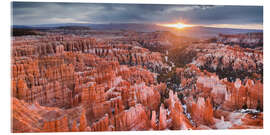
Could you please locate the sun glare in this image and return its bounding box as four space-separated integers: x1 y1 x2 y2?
159 22 193 29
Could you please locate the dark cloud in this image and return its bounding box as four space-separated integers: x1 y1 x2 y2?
186 6 263 24
12 2 263 26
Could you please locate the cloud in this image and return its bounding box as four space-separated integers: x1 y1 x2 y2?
48 17 89 23
12 2 263 27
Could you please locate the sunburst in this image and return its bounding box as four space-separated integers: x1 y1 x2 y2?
159 22 193 29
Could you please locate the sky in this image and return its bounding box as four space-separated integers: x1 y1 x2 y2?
12 2 263 29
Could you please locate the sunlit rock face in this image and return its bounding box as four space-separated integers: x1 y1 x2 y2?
176 63 263 129
174 33 263 129
165 90 193 130
196 45 262 71
11 35 167 132
11 31 263 132
189 44 263 82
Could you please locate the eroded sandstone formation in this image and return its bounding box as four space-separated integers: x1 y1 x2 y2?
11 31 263 132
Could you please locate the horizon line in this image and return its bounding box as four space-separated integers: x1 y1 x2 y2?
12 22 263 30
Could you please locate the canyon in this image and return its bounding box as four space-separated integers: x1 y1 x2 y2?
11 28 263 132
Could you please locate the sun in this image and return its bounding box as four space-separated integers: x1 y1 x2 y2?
158 22 193 29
